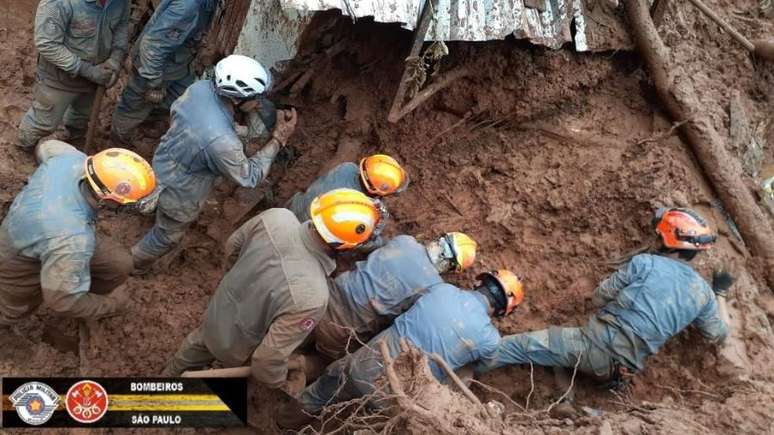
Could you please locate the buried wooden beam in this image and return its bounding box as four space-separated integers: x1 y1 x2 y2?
624 0 774 290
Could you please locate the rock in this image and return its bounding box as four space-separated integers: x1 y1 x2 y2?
598 420 614 435
620 418 643 435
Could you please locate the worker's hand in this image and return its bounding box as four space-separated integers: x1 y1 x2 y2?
100 286 132 318
712 270 735 298
78 62 115 86
145 87 166 104
282 368 306 398
271 108 298 146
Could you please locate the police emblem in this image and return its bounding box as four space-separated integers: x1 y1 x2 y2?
65 380 109 424
9 382 59 426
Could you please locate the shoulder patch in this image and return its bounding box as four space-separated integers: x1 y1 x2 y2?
300 318 315 331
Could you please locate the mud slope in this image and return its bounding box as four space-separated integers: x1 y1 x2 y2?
0 0 773 434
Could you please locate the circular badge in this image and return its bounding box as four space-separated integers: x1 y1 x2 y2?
65 380 109 424
115 182 132 196
9 382 59 426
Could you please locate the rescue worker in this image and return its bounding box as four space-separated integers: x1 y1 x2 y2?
18 0 129 150
286 154 409 223
130 54 297 273
278 270 525 429
314 232 478 360
474 208 730 408
0 140 156 324
161 189 385 396
110 0 218 143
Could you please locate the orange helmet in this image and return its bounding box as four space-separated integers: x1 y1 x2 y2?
442 232 477 271
310 188 384 250
477 270 525 317
654 208 716 250
359 154 409 196
84 148 156 205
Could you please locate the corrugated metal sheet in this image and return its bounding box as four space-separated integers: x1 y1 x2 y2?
283 0 584 48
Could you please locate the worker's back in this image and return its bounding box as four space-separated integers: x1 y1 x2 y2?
588 254 727 370
285 162 363 222
393 283 500 380
2 146 94 256
202 209 330 367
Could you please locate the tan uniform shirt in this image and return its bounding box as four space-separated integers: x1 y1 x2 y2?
202 209 335 388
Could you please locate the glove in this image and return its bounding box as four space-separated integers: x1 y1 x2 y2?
134 186 163 215
270 108 298 146
712 270 735 298
78 61 114 86
144 87 166 104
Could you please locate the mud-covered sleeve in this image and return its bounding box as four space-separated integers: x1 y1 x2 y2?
591 257 645 307
135 0 200 86
250 305 326 388
692 296 729 344
476 326 501 365
223 214 263 262
209 136 280 188
39 236 121 319
109 1 130 64
34 0 81 74
35 140 81 164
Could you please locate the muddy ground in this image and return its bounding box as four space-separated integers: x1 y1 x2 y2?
1 0 774 433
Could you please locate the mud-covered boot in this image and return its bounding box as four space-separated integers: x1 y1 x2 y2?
130 246 158 277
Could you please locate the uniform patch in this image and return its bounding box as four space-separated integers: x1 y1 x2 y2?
300 318 315 331
115 182 132 195
65 380 109 424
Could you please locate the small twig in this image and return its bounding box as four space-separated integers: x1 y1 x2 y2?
430 353 482 406
525 362 535 410
635 120 688 146
544 350 582 414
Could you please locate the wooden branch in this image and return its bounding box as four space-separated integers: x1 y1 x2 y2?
390 67 471 123
430 353 481 406
685 0 755 51
625 0 774 290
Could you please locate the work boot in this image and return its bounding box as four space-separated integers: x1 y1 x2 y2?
130 245 158 276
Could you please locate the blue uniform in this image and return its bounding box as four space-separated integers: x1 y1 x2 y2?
285 163 363 222
111 0 216 141
475 254 728 378
300 284 500 412
314 235 443 359
19 0 129 148
132 80 279 264
0 141 132 322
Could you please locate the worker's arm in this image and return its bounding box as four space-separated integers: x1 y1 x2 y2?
134 1 201 87
108 1 130 67
39 236 126 319
591 257 642 307
692 294 729 344
34 0 82 74
250 305 325 391
34 139 81 164
209 136 281 188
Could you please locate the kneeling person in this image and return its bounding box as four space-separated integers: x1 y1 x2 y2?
0 141 156 324
162 189 385 395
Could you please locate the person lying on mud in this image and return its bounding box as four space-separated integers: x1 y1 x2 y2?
473 207 732 416
129 54 297 274
313 232 477 362
277 270 525 430
0 140 156 325
18 0 128 150
161 189 385 399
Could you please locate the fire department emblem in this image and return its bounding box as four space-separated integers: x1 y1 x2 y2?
65 380 109 424
9 382 59 426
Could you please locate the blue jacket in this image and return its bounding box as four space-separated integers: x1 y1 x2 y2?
585 253 728 371
0 141 118 318
285 162 363 222
152 80 278 222
34 0 129 91
393 283 501 380
133 0 216 86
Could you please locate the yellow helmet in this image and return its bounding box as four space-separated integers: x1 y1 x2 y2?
442 232 477 271
359 154 409 196
477 270 525 317
84 148 156 205
310 188 384 250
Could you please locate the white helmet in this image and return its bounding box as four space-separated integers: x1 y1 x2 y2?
214 54 271 100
